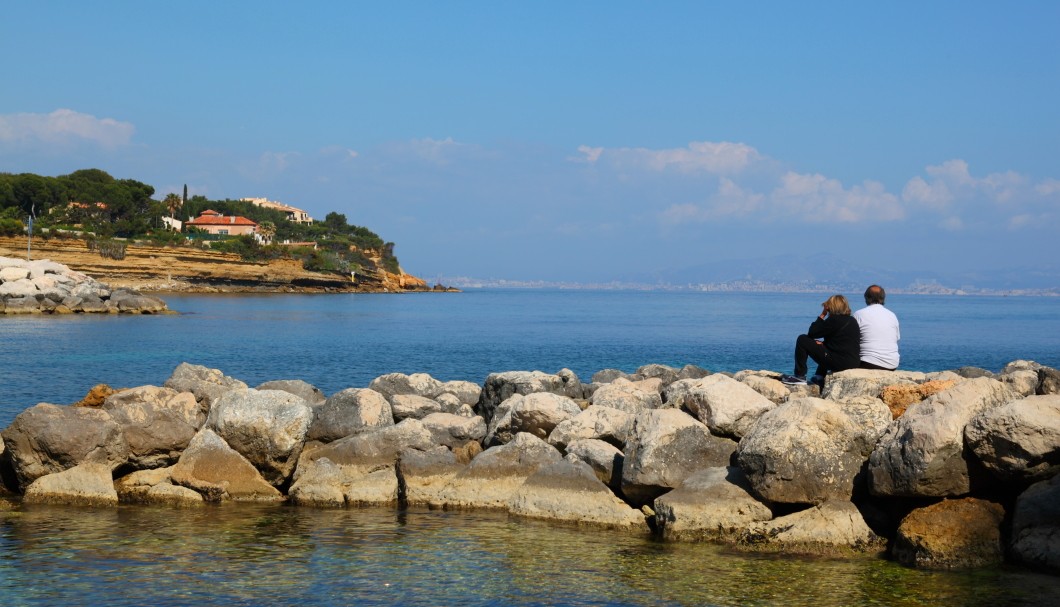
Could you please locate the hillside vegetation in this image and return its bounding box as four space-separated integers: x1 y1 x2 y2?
0 169 406 283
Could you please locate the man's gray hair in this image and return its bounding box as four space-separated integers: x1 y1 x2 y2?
865 285 886 305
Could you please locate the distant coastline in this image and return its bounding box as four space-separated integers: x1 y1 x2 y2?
432 276 1059 297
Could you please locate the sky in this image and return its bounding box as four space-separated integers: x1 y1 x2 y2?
1 1 1058 283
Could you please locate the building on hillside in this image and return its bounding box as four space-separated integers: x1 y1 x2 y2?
185 209 258 236
161 217 183 231
241 197 314 224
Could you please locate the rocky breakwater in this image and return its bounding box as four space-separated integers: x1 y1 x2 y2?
1 360 1058 575
0 256 167 314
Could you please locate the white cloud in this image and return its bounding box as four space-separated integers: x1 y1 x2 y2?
576 140 761 174
940 216 964 231
660 178 765 224
409 137 462 164
1035 178 1060 196
906 159 1030 205
0 108 134 147
771 172 904 223
902 175 953 208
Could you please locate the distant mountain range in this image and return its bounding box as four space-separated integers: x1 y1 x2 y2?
437 254 1059 294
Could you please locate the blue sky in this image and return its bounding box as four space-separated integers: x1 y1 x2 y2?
2 2 1057 283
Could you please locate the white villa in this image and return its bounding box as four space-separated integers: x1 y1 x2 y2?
241 197 314 224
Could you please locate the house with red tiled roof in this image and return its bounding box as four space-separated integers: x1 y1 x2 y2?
185 209 258 237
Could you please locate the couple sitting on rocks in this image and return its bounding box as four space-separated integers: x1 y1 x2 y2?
780 285 901 387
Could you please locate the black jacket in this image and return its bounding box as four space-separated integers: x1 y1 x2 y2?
807 314 861 371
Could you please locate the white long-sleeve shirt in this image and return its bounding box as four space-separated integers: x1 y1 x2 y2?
853 304 900 369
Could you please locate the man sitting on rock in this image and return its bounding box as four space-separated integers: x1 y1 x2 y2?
781 294 861 387
853 284 900 371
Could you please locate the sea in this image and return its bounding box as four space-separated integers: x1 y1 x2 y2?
1 289 1058 606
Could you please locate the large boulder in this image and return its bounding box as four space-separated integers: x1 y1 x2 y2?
1038 367 1060 395
680 374 776 439
563 438 624 490
654 467 774 541
738 374 790 404
433 433 563 510
419 412 487 448
892 498 1005 569
736 398 872 504
115 467 203 506
102 386 203 470
868 378 1020 497
1 403 129 490
23 462 118 506
965 394 1060 482
741 501 882 554
255 380 327 405
438 380 483 407
1010 474 1060 573
170 429 283 502
477 371 574 422
547 405 633 451
590 378 662 412
368 372 444 402
206 388 312 486
1001 370 1041 398
621 409 737 507
307 388 394 442
508 459 647 531
509 392 582 439
397 446 465 507
163 363 248 413
390 394 443 421
822 369 926 403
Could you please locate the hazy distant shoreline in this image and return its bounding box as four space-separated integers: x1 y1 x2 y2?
433 277 1059 297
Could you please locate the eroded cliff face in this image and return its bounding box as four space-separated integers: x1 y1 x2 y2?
0 236 430 293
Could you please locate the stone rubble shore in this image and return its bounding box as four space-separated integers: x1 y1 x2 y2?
0 256 168 314
1 360 1057 575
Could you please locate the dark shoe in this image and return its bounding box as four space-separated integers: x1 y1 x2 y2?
780 374 807 385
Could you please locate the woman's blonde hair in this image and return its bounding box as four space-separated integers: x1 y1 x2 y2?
823 294 851 316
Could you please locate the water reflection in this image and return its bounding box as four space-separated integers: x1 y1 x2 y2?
0 503 1058 606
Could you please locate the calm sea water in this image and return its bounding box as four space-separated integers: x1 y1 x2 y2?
1 290 1058 606
1 290 1057 424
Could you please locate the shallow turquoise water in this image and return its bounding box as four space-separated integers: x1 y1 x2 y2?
1 503 1058 607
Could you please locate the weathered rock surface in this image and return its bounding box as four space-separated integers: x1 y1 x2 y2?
170 429 283 502
743 501 882 554
509 459 647 531
369 372 444 402
880 379 958 419
1010 474 1060 573
419 412 487 448
621 409 737 507
164 363 248 413
563 438 624 490
255 380 327 405
477 371 576 422
823 369 926 403
391 394 443 421
869 378 1020 497
1 403 129 490
0 256 168 314
434 433 563 510
508 392 582 439
590 378 662 412
102 386 203 470
206 388 312 486
654 467 773 540
737 398 872 504
397 446 464 506
965 394 1060 482
115 467 204 506
547 405 633 451
680 374 776 439
23 462 119 506
307 388 393 442
893 498 1005 569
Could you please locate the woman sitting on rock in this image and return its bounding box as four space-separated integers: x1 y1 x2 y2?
781 294 861 387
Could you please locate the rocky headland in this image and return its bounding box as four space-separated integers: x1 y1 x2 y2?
1 360 1057 574
0 236 442 294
